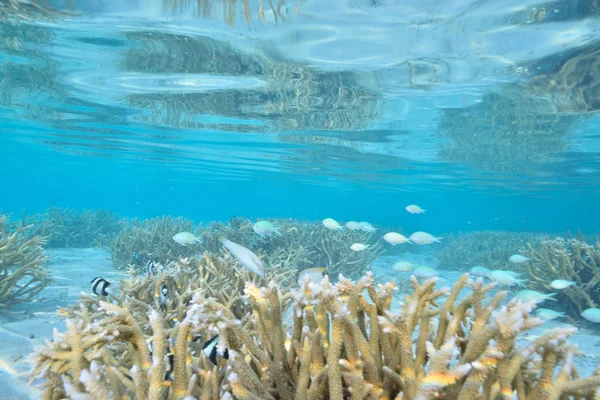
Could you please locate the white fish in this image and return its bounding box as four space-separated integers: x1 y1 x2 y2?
350 243 369 252
581 308 600 323
509 254 530 263
173 232 202 246
409 231 443 245
515 290 556 304
549 279 576 290
469 266 491 278
220 237 265 277
393 261 415 272
535 308 566 321
298 268 327 285
489 270 526 286
412 266 439 279
383 232 411 245
345 221 362 230
323 218 343 230
253 221 280 237
405 204 426 214
358 221 377 232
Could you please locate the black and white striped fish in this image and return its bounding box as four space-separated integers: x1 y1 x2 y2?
90 277 111 296
159 283 169 308
146 259 156 276
202 335 229 366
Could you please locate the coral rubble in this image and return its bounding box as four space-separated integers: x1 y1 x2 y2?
0 214 50 307
523 235 600 317
29 266 600 399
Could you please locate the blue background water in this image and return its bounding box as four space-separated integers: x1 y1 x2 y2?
1 0 600 235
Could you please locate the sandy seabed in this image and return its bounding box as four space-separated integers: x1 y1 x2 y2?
1 248 599 399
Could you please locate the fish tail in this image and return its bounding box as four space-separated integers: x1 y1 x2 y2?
435 237 444 242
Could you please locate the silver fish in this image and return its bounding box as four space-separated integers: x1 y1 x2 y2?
220 237 265 277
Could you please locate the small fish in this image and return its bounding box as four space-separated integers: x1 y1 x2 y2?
220 237 265 277
535 308 566 321
252 221 280 237
358 221 377 232
405 204 426 214
202 335 230 365
489 270 526 286
393 261 415 272
550 279 576 290
159 283 169 308
146 260 156 276
469 266 491 278
509 254 530 263
298 267 328 285
173 232 202 246
323 218 343 230
515 290 556 304
383 232 411 245
412 266 439 279
409 231 443 245
90 277 111 296
350 243 369 251
582 308 600 323
345 221 362 230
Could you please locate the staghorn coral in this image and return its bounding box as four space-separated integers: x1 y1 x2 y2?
106 216 202 271
30 269 600 399
27 207 123 248
437 230 550 272
110 216 382 280
0 214 51 307
202 218 383 280
523 235 600 318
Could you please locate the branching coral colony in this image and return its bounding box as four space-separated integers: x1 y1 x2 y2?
30 266 600 400
0 214 50 307
523 235 600 317
110 217 382 281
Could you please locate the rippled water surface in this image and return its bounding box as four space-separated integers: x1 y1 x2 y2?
1 0 599 228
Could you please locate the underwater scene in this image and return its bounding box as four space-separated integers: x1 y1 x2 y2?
1 0 600 399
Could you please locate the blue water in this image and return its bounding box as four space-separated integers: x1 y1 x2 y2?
1 0 600 234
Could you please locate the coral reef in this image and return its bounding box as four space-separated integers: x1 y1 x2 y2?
437 230 550 272
0 214 50 307
28 207 123 248
29 268 600 399
523 235 600 318
202 218 383 280
109 216 381 281
107 216 201 270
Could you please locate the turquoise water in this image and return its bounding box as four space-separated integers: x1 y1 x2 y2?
1 0 599 233
2 2 600 398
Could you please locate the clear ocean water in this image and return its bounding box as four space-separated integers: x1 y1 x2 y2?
1 1 600 398
1 0 598 233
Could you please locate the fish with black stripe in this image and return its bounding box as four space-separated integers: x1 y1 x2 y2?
146 259 156 276
202 335 229 365
90 277 111 297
